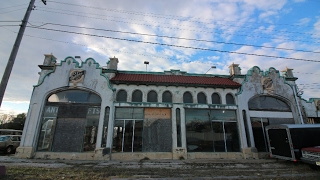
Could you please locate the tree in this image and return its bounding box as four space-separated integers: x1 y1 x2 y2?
0 113 26 130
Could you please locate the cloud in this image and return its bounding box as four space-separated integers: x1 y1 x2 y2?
0 0 319 114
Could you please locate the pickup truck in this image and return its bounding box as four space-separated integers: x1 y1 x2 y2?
301 146 320 170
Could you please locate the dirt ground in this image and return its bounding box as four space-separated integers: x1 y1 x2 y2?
0 154 320 179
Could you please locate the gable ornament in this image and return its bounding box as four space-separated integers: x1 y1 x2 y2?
69 69 85 87
261 77 274 94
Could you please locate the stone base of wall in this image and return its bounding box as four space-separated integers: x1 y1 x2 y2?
15 147 269 161
16 147 110 160
187 152 244 159
242 147 259 159
111 152 173 161
172 148 187 160
15 147 35 159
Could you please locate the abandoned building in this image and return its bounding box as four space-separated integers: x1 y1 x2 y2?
16 54 320 160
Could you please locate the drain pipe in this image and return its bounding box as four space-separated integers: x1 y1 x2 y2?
293 84 304 124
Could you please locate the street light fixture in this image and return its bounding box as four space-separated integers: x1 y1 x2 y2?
205 66 216 74
144 61 149 72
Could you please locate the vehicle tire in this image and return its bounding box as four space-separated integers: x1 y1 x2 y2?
5 146 13 154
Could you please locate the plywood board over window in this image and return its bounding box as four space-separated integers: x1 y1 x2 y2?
143 108 172 152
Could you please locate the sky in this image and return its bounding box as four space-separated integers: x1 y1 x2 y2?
0 0 319 115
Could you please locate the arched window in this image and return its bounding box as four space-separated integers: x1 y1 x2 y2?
211 93 221 104
226 94 235 105
116 90 127 102
132 90 142 102
248 96 290 111
162 91 172 103
183 92 193 103
197 92 207 104
48 90 101 103
147 90 158 102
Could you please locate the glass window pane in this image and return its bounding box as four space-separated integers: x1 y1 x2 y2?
133 120 143 152
210 110 237 121
147 91 158 102
183 92 193 103
226 94 235 105
225 122 240 152
211 93 221 104
116 90 127 102
37 106 58 151
176 108 181 147
197 93 207 104
132 90 142 102
83 107 100 152
251 118 269 152
212 122 225 152
101 107 110 147
162 91 172 103
123 121 134 152
248 96 290 111
185 109 213 152
115 108 144 119
113 120 124 152
48 90 101 103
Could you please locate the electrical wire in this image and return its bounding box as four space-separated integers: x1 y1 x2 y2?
34 9 320 44
32 22 319 54
26 26 320 63
0 8 26 14
0 3 28 10
36 6 319 37
46 0 314 28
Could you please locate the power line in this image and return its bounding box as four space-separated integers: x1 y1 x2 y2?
295 72 320 75
27 26 320 63
0 21 21 22
0 3 28 10
3 28 219 65
34 9 320 44
37 6 319 38
46 0 314 28
0 8 26 15
0 25 20 27
31 22 320 54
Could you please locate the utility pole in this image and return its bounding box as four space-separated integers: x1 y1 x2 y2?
0 0 46 107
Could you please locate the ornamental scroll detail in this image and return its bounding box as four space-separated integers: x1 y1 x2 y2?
69 69 85 87
261 77 274 94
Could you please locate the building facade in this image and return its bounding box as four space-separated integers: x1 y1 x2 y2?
16 54 320 160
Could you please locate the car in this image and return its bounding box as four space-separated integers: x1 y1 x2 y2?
0 135 21 154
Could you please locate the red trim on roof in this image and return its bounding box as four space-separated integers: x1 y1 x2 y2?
110 73 241 87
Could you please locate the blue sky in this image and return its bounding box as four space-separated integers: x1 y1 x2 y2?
0 0 319 115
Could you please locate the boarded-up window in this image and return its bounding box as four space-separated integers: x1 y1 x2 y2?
116 90 127 102
183 92 193 103
132 90 142 102
212 93 221 104
162 91 172 103
197 92 207 104
147 90 158 102
226 94 235 105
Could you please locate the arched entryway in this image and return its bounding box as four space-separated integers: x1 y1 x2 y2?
36 89 101 152
248 95 294 152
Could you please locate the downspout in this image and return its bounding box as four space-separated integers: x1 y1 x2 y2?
293 84 304 124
